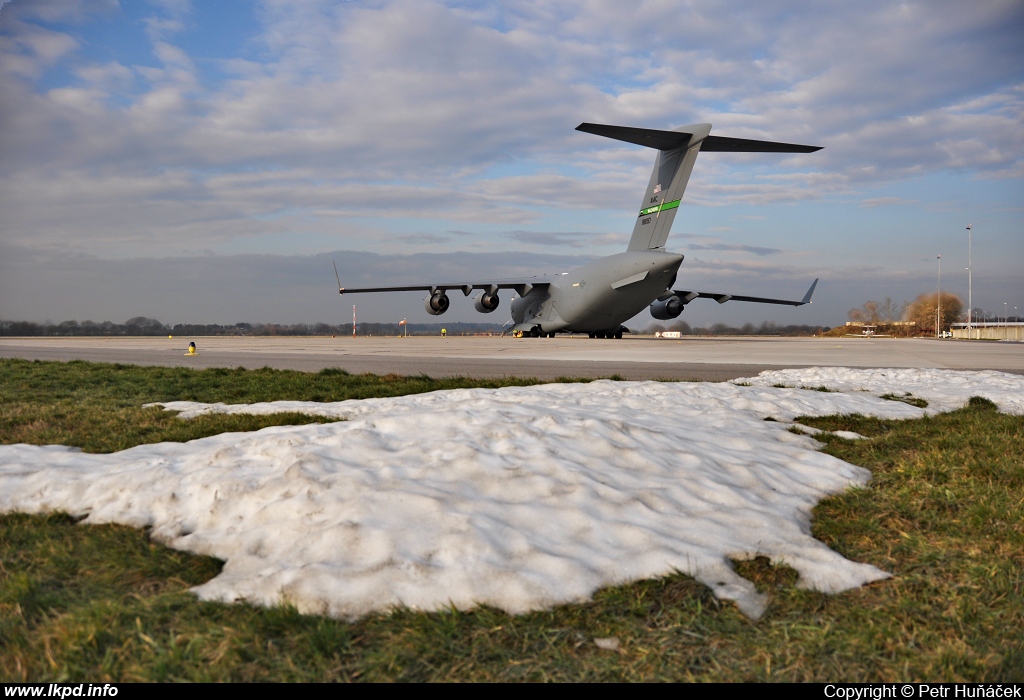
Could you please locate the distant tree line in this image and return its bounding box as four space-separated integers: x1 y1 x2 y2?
9 298 1012 339
0 317 507 337
1 316 833 337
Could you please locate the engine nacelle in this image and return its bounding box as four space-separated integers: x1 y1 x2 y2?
650 295 684 320
473 290 500 313
424 291 450 316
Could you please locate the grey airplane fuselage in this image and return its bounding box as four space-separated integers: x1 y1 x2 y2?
510 250 684 334
336 122 821 333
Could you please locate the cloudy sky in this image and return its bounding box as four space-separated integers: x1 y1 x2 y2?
1 0 1021 328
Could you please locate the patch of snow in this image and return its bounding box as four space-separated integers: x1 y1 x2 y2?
4 377 956 620
732 368 1024 415
788 425 865 440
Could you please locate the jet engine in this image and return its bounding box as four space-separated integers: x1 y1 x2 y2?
424 290 450 316
650 295 684 320
473 290 500 313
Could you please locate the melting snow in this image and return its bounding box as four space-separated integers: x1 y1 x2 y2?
732 367 1024 415
1 368 1016 619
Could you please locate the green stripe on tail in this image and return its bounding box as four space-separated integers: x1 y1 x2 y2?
638 199 681 217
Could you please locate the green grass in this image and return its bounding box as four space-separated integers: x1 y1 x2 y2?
0 359 555 453
880 392 929 408
1 359 1022 681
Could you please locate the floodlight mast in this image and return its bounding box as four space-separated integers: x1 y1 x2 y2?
966 224 973 339
936 254 941 338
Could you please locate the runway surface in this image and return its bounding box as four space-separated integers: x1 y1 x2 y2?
2 335 1021 381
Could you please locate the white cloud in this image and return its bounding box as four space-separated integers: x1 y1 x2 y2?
0 0 1021 323
860 197 918 208
505 230 627 249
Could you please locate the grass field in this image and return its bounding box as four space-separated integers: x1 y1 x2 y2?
1 358 1021 682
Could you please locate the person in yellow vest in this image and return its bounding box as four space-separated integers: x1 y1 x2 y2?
441 328 446 337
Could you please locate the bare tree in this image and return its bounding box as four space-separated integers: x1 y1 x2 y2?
878 296 908 323
848 300 880 324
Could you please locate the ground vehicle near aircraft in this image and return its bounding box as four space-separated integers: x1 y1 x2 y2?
337 122 820 338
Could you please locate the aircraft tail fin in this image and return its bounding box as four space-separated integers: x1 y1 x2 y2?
576 123 821 252
578 122 711 252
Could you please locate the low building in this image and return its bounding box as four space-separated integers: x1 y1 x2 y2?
950 322 1024 340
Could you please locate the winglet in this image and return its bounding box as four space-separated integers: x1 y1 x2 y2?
801 278 819 305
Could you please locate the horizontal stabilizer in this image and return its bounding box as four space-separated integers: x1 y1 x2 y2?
702 135 822 153
576 123 694 151
576 123 821 153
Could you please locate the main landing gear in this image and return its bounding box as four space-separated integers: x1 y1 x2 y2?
588 327 625 339
520 326 626 338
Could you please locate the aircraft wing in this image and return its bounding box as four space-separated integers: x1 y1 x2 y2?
333 260 550 297
337 280 550 297
671 278 818 307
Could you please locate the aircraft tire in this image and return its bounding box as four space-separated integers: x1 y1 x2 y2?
615 330 623 339
529 327 540 338
588 332 595 338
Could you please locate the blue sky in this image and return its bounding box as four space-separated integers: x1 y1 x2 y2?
1 0 1021 327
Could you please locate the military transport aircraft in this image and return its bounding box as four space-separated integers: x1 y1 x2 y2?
336 122 820 338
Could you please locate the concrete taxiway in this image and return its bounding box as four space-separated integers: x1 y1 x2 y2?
1 335 1021 381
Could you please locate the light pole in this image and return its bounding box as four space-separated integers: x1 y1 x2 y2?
1004 303 1008 324
966 224 972 339
936 254 941 338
